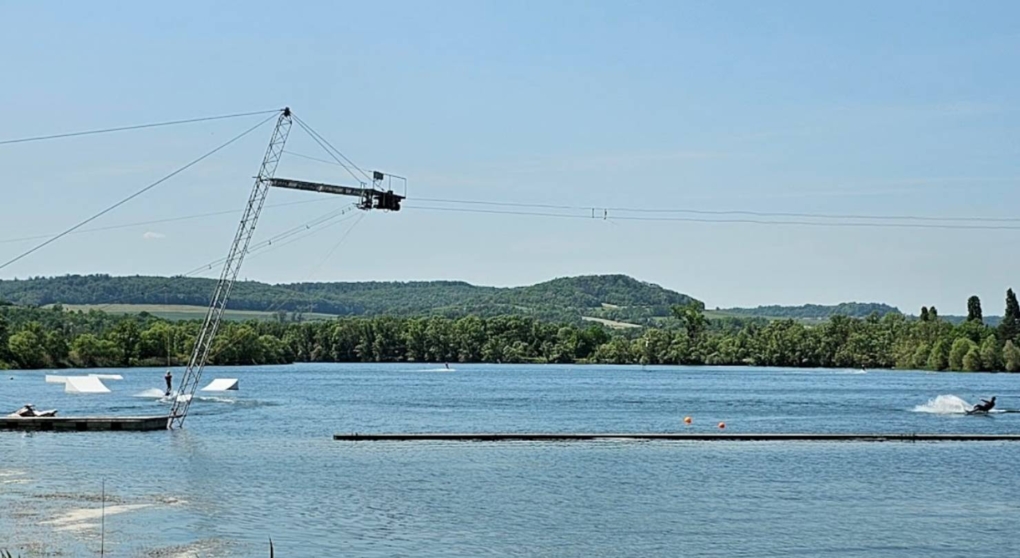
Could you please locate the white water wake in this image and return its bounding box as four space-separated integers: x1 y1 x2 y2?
913 395 974 414
133 389 193 404
196 396 238 404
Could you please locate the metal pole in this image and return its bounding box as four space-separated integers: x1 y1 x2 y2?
100 479 105 557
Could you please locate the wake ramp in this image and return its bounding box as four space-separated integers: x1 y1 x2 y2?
201 379 239 392
64 376 111 394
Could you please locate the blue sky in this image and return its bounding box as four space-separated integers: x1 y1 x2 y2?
1 1 1018 314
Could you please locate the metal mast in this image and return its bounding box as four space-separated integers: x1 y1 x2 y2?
168 108 292 428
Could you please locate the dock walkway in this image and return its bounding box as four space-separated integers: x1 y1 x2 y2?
0 415 170 432
333 432 1020 442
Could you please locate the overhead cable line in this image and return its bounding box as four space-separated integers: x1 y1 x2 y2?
411 198 1020 224
291 120 364 184
262 212 368 315
283 150 351 168
604 206 1020 223
93 209 365 316
225 208 361 268
87 203 361 314
0 109 283 146
0 113 279 272
292 116 374 183
179 204 360 277
293 115 373 180
306 212 367 279
403 205 1020 231
283 149 1019 225
0 198 329 245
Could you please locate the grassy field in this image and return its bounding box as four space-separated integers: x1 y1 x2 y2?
51 304 339 322
581 316 642 329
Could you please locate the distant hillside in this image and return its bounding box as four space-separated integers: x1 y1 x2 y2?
719 302 901 321
0 274 695 323
938 314 1002 327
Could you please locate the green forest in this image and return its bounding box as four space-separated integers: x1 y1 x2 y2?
2 290 1019 372
7 274 954 326
717 302 900 320
0 274 693 324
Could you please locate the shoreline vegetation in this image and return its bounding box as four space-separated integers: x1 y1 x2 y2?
2 290 1019 373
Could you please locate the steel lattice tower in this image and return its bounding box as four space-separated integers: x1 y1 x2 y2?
168 108 292 429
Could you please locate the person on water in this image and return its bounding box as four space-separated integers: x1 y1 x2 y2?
164 370 173 396
972 396 996 413
444 362 450 370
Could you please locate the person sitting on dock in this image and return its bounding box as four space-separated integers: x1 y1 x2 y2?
164 370 173 396
972 396 996 413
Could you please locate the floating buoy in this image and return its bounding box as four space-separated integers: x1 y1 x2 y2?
718 422 726 429
683 416 692 425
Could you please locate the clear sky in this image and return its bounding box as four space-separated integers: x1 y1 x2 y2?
1 1 1018 314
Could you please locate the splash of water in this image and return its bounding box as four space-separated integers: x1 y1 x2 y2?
133 388 168 399
913 395 971 414
196 396 237 404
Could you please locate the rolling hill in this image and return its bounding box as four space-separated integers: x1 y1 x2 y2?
2 274 988 326
0 274 695 324
717 302 902 321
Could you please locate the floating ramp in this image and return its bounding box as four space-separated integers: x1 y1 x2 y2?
333 432 1020 442
63 376 111 394
0 415 170 432
89 373 124 381
201 378 239 392
45 375 68 384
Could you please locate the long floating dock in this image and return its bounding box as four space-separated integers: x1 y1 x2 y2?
0 415 170 432
333 432 1020 442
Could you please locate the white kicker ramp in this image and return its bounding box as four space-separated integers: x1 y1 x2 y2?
45 375 69 384
89 374 124 381
64 376 111 394
201 378 239 392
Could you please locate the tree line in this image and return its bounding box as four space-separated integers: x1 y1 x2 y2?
718 302 900 320
0 274 692 324
2 290 1020 372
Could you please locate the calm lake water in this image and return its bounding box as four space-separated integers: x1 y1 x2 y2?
2 364 1019 557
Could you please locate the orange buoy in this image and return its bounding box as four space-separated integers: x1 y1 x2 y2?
718 422 726 429
683 416 692 425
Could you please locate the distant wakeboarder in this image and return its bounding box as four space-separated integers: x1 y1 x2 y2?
971 396 996 414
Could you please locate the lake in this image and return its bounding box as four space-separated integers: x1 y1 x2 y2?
2 364 1019 557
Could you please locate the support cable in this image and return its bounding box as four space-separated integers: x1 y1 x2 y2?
0 109 282 146
292 116 374 183
403 205 1020 231
83 202 356 314
179 203 358 277
411 199 1020 224
0 198 327 245
0 113 279 272
261 212 367 316
291 120 364 184
281 149 1020 226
